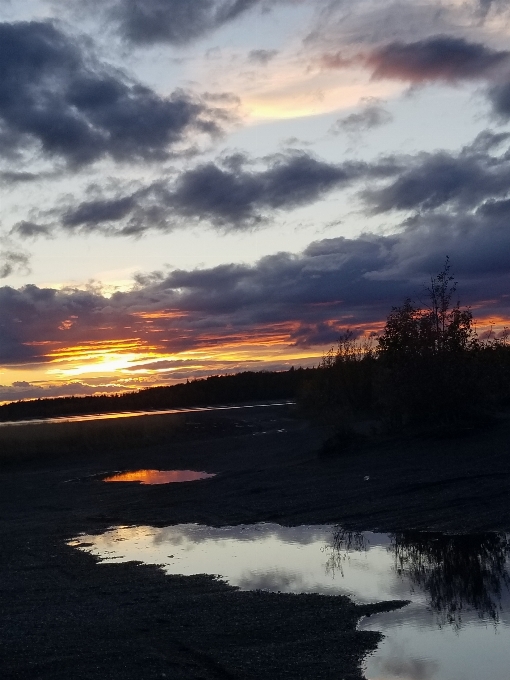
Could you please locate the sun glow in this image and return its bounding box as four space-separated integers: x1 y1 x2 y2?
44 339 163 377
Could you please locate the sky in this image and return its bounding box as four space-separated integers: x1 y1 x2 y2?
2 0 510 402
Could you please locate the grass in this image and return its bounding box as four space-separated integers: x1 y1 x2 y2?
0 412 187 466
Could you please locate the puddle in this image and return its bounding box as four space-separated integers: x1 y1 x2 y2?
102 470 216 484
69 524 510 680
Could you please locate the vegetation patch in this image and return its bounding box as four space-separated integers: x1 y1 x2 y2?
301 259 510 453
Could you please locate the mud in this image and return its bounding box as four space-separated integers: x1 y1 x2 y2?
2 404 510 679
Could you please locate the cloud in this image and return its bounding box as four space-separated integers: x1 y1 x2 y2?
0 252 29 278
0 172 41 185
0 380 125 403
366 35 510 83
55 151 380 233
0 20 228 168
319 52 358 70
51 134 510 234
377 657 439 680
318 33 510 121
10 221 52 238
475 0 510 20
248 49 279 65
363 133 510 214
60 0 274 46
331 98 393 136
167 152 367 228
319 33 510 83
62 196 140 231
487 80 510 120
3 191 510 369
17 130 510 238
0 237 30 278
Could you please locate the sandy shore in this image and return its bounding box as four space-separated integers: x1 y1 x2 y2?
2 404 510 679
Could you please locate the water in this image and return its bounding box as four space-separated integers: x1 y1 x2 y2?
69 524 510 680
0 401 295 428
103 470 216 484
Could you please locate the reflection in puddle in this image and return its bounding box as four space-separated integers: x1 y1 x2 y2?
392 531 510 627
103 470 215 484
69 524 510 680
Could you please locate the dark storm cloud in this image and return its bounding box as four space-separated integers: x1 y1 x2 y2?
169 152 368 227
0 283 134 364
367 36 510 83
0 21 227 167
486 80 510 120
125 204 510 337
57 152 384 233
363 134 510 214
3 197 510 366
62 196 139 230
477 196 510 218
55 136 510 234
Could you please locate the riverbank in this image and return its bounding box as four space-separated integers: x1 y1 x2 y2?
2 404 510 679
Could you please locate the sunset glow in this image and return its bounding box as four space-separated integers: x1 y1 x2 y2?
103 470 216 484
0 0 509 403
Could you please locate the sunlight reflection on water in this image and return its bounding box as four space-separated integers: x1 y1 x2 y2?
103 470 215 484
0 401 295 427
69 524 510 680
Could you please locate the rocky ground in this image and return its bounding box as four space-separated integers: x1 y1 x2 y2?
1 404 510 679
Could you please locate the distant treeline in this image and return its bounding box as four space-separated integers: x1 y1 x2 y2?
0 368 317 422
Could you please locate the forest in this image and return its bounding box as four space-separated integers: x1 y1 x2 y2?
0 367 315 422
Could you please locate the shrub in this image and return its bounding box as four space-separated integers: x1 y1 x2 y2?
301 258 510 442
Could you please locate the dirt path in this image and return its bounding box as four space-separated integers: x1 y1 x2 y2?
1 404 510 679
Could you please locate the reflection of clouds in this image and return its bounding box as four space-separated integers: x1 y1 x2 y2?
377 655 439 680
153 533 184 547
70 522 510 680
73 524 510 630
236 569 341 595
153 523 334 546
237 570 306 593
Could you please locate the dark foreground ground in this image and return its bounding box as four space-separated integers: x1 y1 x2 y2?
2 404 510 679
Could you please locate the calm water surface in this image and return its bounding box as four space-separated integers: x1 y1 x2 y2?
69 524 510 680
103 470 216 484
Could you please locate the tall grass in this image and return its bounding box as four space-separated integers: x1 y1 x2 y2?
0 412 186 466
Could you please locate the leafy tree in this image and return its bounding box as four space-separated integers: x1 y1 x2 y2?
378 257 476 358
303 258 510 446
377 258 479 429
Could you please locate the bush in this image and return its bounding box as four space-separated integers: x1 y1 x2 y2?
301 258 510 443
299 331 377 429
